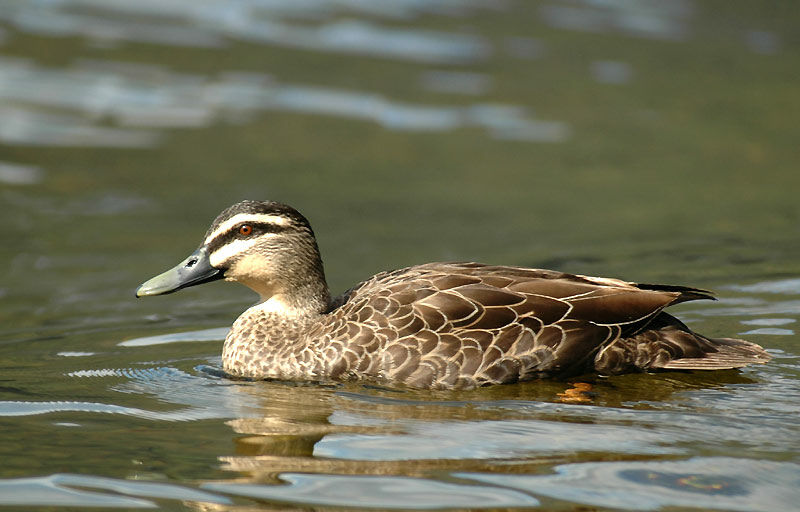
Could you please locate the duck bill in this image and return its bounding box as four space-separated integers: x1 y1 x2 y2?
136 246 223 297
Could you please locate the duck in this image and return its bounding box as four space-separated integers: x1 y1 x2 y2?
136 200 770 390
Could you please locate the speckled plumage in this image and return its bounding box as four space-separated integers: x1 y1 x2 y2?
220 262 770 388
138 200 770 390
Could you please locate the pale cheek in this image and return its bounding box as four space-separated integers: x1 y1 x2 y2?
208 238 260 268
227 255 280 300
229 254 275 282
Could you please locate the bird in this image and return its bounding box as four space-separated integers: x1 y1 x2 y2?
136 200 770 390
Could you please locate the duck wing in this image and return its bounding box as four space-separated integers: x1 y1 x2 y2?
320 262 768 388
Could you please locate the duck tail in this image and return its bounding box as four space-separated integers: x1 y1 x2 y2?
635 283 716 304
657 335 772 370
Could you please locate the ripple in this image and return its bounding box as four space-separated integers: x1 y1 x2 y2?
591 60 633 84
504 36 545 59
68 368 123 377
235 19 490 63
539 0 693 40
0 57 569 146
419 70 492 95
335 386 800 460
112 366 263 419
460 457 800 511
0 473 228 508
315 417 676 460
119 327 229 347
0 105 159 148
0 161 43 185
739 328 794 336
0 399 210 421
683 299 800 318
2 366 262 421
0 0 493 62
204 473 539 509
741 318 796 326
745 30 781 55
726 278 800 295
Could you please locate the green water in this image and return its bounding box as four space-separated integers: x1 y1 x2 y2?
1 1 799 510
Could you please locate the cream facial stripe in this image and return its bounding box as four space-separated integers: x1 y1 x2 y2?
204 213 291 245
208 236 277 268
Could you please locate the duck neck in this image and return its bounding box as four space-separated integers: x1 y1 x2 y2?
239 244 331 316
257 273 331 318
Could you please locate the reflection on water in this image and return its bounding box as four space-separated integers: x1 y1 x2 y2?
0 104 160 148
0 161 42 185
316 415 676 460
0 0 705 154
0 369 261 422
463 457 800 512
727 278 800 295
591 59 633 84
204 474 541 509
419 70 493 95
745 29 781 55
0 473 229 508
0 0 712 164
0 0 493 61
1 299 799 509
119 327 229 347
0 57 568 146
540 0 693 40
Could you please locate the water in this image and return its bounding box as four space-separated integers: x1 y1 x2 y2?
1 0 799 510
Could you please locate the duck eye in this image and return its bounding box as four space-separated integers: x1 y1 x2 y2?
238 224 253 237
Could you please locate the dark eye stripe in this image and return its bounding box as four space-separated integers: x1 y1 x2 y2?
206 221 290 254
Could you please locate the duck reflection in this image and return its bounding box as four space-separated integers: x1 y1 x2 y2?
216 370 758 485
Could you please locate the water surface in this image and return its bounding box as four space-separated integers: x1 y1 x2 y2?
1 0 799 510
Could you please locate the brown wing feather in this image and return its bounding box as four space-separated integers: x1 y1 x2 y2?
320 262 768 388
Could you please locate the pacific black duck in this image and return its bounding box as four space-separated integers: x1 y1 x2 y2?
136 200 770 389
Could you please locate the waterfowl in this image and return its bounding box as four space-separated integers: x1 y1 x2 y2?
136 200 770 390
